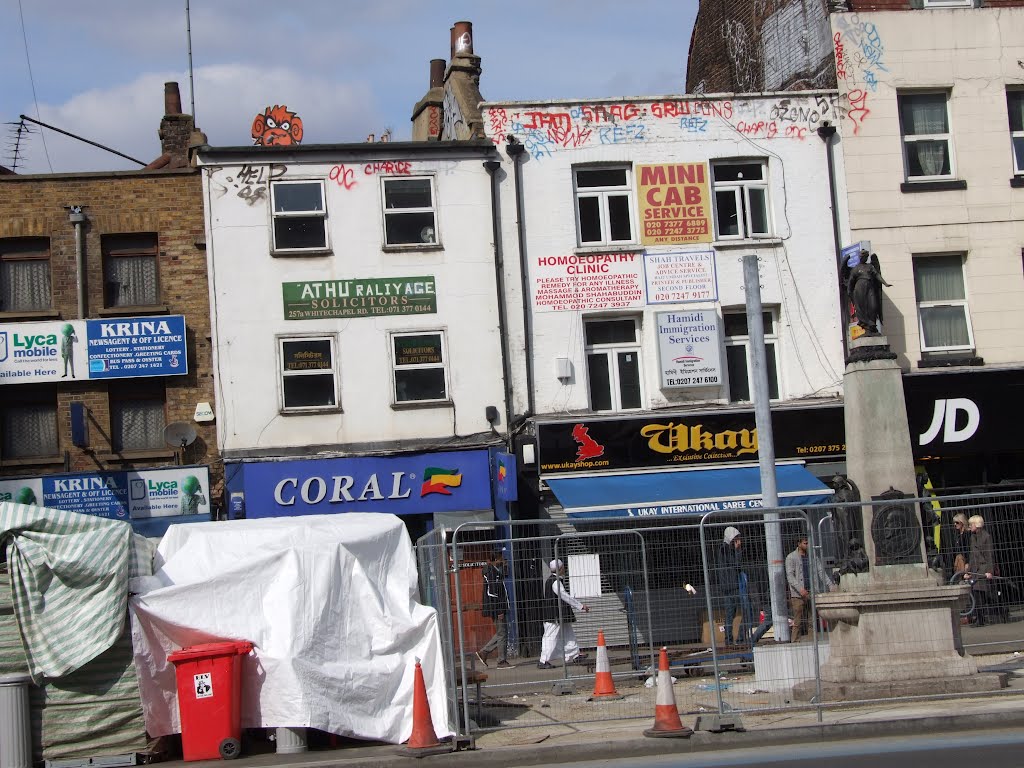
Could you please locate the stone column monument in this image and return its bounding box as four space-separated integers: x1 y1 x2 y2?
794 284 1005 699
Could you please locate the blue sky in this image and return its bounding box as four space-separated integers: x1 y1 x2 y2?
1 0 699 175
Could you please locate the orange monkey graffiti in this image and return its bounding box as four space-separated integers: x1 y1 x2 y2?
251 105 304 146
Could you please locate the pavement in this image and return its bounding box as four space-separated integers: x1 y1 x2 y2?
170 628 1024 768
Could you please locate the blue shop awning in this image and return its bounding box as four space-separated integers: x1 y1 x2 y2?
546 464 833 520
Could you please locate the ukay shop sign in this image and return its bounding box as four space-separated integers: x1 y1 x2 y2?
656 310 721 388
0 315 187 384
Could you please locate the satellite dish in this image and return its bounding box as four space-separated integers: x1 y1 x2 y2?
164 422 197 449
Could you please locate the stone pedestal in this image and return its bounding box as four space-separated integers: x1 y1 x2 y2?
795 337 1007 700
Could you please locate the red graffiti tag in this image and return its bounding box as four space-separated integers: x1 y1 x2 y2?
428 105 441 138
846 89 870 134
329 164 357 190
364 161 412 176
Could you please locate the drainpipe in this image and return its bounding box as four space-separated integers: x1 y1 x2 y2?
484 158 514 433
505 135 535 419
816 122 848 362
68 206 87 317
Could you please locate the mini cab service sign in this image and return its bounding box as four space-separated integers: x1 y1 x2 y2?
637 163 713 246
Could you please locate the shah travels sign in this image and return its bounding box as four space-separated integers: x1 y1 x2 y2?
0 465 211 536
283 277 437 320
229 449 493 517
537 406 846 474
636 163 713 246
0 315 187 385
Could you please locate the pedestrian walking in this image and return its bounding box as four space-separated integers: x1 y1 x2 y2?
477 549 512 668
537 559 589 669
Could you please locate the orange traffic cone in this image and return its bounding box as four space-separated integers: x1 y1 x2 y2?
643 647 693 738
588 629 623 701
400 659 451 755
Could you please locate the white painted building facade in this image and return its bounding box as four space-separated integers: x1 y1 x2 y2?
198 141 511 533
480 94 850 423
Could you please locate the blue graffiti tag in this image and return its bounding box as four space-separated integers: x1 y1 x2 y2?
598 124 646 144
679 117 708 133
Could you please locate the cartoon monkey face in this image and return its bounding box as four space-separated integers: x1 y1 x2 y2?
252 105 304 146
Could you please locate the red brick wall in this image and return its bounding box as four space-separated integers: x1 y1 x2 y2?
0 169 223 506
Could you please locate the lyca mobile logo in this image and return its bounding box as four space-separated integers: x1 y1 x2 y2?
919 398 979 445
7 332 58 359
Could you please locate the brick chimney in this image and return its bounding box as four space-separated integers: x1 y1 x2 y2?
410 21 485 142
411 58 447 141
149 82 199 169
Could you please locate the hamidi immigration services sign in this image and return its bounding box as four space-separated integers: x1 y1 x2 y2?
0 315 187 385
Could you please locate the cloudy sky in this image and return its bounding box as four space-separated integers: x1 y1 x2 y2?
1 0 699 175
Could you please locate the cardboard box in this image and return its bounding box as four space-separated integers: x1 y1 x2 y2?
700 612 744 647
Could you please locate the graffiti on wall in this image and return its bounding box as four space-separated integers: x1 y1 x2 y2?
251 105 304 146
208 164 288 205
831 14 887 134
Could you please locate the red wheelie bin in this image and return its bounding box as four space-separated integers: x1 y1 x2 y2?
167 640 253 761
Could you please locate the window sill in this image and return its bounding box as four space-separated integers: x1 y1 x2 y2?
1011 177 1024 188
712 238 782 250
917 354 984 368
391 399 454 411
99 449 179 463
0 455 64 468
270 248 333 258
0 309 61 321
382 243 444 253
280 406 343 416
97 305 170 317
573 244 645 256
900 179 967 193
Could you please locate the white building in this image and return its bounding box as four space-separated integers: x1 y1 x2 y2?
832 3 1024 489
198 139 511 538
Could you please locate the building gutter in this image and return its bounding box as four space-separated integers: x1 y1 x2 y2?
484 160 515 434
505 136 535 420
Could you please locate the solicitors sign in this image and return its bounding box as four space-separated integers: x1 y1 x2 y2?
0 315 188 385
282 276 437 320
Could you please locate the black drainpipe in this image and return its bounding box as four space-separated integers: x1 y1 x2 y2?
817 122 849 362
484 158 515 434
505 135 535 419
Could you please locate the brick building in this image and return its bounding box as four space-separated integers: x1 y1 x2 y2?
0 83 221 535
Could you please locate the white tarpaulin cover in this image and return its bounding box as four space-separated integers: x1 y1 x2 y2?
128 513 451 743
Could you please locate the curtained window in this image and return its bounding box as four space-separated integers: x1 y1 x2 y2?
103 233 159 307
110 381 166 451
1 386 58 459
0 238 51 312
899 92 953 180
1007 91 1024 175
913 254 974 351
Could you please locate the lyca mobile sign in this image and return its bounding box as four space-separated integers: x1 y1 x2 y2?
0 315 187 385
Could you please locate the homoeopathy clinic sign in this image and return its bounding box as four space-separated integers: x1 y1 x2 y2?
656 310 722 388
0 465 211 536
636 163 713 246
0 315 188 385
283 276 437 320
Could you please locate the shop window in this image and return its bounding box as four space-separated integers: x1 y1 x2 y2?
711 161 770 240
724 310 779 403
573 167 635 247
0 237 51 312
392 332 449 404
110 380 166 452
103 233 159 307
913 254 974 352
279 336 339 411
1007 91 1024 176
382 177 438 246
585 317 643 412
271 180 328 252
1 385 58 459
899 92 954 181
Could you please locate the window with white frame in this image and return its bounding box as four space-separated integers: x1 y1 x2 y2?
279 336 339 411
711 161 771 240
109 380 166 451
723 310 779 403
0 237 51 312
271 180 328 251
913 254 974 352
392 332 448 403
899 92 953 181
1007 91 1024 176
382 177 438 246
103 233 159 308
1 385 58 460
585 317 643 412
922 0 972 7
573 167 635 247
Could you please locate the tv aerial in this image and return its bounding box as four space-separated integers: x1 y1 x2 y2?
164 422 197 465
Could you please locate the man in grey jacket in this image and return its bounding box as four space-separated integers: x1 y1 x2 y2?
785 535 833 641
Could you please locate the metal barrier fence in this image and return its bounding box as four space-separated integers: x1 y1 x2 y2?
415 491 1024 737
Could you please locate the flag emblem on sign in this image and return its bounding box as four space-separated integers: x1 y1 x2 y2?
421 467 462 496
498 462 507 482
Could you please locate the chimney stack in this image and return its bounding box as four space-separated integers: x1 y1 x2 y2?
164 82 183 116
154 81 196 169
452 21 473 55
429 59 445 89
